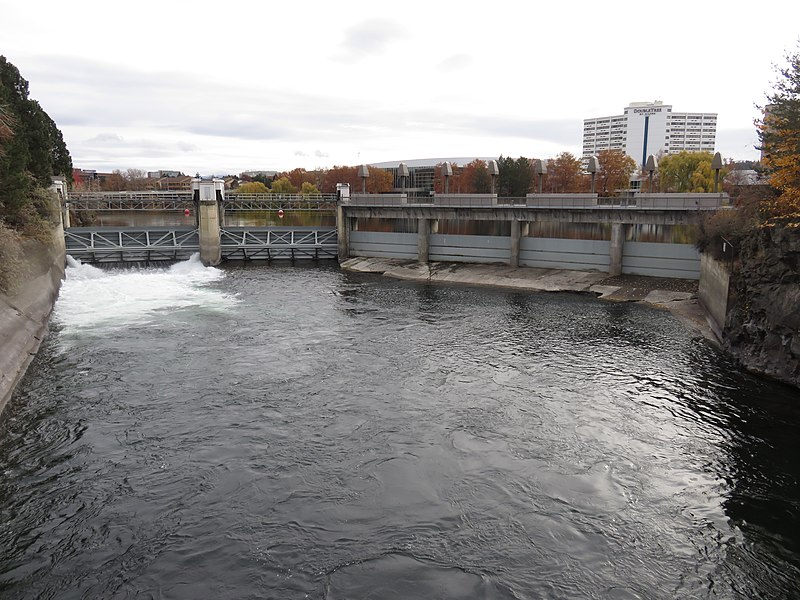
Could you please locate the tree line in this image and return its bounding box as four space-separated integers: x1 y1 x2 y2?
1 56 73 293
0 56 72 234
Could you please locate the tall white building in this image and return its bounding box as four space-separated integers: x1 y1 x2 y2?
582 101 717 167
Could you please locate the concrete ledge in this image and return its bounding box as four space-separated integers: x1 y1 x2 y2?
340 257 715 342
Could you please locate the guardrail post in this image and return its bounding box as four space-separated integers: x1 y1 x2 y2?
609 223 625 276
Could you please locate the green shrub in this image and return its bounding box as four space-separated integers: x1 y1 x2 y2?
0 220 27 295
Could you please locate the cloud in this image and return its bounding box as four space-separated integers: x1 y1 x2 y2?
87 132 125 143
337 18 407 61
436 54 473 72
315 150 329 158
295 150 308 157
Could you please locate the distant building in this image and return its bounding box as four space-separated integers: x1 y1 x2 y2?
156 176 192 191
241 170 278 178
370 157 493 195
582 101 717 167
72 168 112 189
147 170 183 178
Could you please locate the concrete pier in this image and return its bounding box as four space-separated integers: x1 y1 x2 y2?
418 218 430 264
337 203 350 261
510 220 521 267
193 177 225 266
609 223 625 276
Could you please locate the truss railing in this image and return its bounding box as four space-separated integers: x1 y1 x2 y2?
66 192 337 211
224 194 337 211
219 227 337 260
65 227 200 262
67 192 193 211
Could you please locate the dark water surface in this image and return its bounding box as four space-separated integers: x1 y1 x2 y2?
1 260 799 599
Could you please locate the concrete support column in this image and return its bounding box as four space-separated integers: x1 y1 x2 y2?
418 218 430 264
510 219 521 268
609 223 625 276
63 202 71 228
199 200 221 266
336 203 350 262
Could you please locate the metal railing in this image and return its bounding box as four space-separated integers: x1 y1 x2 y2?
219 227 338 260
67 191 193 211
64 227 200 262
66 191 337 211
224 194 337 211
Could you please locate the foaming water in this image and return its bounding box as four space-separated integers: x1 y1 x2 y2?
2 264 800 599
55 253 238 337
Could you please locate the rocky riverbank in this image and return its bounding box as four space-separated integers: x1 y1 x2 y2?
725 224 799 388
340 257 714 342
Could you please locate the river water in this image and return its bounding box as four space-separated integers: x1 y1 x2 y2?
1 257 799 599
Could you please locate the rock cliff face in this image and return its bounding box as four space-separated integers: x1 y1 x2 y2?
725 225 800 388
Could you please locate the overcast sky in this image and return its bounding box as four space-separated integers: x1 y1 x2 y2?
2 0 798 175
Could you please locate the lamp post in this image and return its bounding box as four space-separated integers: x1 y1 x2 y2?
488 160 499 194
711 152 723 193
397 162 409 194
533 159 546 194
442 162 453 194
357 164 369 193
586 155 599 194
644 154 658 193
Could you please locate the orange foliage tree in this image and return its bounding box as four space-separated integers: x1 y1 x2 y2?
758 49 800 221
595 150 637 196
544 152 585 193
321 165 393 194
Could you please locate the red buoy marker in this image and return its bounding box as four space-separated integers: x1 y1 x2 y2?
278 209 285 219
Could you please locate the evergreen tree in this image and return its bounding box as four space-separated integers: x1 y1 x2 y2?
0 55 72 228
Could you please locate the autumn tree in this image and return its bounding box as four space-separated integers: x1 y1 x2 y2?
321 165 392 193
300 181 321 195
595 150 636 196
441 159 491 193
270 176 297 194
237 181 269 194
758 48 800 219
656 151 726 193
321 166 359 193
101 170 126 191
467 159 492 193
281 167 320 191
544 152 584 193
125 168 149 190
366 167 393 193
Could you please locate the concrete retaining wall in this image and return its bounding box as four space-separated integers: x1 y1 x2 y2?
0 226 65 414
698 253 730 340
430 234 510 264
520 238 610 271
622 242 701 280
350 231 417 259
